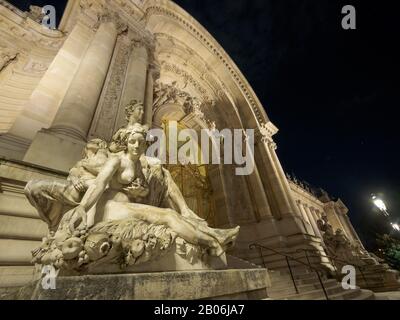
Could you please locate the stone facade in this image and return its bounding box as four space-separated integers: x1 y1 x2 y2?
0 0 397 298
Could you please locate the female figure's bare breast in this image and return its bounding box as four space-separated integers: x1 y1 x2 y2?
108 154 135 190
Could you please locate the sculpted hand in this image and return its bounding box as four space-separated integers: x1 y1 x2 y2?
124 179 149 199
69 206 87 232
72 179 86 193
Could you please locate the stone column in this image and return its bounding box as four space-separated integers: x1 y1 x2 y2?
269 142 302 217
2 22 92 159
51 21 118 139
248 165 274 219
296 201 315 235
324 202 347 233
308 207 323 239
338 213 363 245
116 41 149 129
255 140 294 220
144 65 159 127
24 21 118 171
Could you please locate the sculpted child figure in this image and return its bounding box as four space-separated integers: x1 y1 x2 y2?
25 139 108 231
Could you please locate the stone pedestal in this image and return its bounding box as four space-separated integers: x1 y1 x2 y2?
16 268 270 300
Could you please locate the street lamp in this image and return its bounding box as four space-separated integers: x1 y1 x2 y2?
372 195 390 217
391 223 400 232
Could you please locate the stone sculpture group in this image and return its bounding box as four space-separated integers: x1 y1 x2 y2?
25 101 240 274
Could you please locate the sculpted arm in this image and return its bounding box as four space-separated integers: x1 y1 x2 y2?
69 158 120 231
79 157 120 211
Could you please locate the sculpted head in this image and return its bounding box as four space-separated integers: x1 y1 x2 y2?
126 123 148 159
83 139 107 158
125 100 144 124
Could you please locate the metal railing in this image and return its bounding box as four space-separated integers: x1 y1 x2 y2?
249 243 330 300
294 248 371 288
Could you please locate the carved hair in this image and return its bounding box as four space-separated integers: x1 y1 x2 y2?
125 100 144 122
109 123 149 153
126 123 148 138
82 138 108 158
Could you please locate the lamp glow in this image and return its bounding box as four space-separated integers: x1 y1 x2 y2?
373 199 387 211
372 195 389 216
391 223 400 232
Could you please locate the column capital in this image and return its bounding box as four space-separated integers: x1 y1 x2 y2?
255 122 279 152
78 0 107 30
257 121 278 141
101 13 128 35
127 31 157 66
323 201 336 210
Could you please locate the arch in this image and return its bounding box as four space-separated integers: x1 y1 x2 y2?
143 0 269 131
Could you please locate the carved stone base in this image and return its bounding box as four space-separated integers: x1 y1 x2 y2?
58 242 228 276
16 269 270 300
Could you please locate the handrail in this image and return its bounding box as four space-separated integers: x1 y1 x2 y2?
249 243 330 300
294 248 370 287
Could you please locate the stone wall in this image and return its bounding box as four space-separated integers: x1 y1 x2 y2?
0 158 66 287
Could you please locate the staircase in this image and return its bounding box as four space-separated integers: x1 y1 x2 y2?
246 243 377 300
267 269 375 300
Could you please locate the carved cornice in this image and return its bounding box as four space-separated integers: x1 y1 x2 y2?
78 0 155 50
324 202 336 210
144 5 268 125
0 0 25 17
0 2 65 50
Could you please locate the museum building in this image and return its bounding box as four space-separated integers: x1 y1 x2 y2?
0 0 398 299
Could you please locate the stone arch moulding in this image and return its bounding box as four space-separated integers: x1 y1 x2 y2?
142 0 270 131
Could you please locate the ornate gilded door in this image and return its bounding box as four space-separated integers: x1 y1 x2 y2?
162 120 216 226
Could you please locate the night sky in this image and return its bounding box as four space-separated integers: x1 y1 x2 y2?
8 0 400 249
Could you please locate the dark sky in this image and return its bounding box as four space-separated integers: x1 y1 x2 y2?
9 0 400 249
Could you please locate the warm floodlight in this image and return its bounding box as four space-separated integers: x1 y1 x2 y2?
372 195 389 216
391 223 400 232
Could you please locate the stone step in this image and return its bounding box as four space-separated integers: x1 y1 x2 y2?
269 270 324 282
273 283 349 300
349 289 376 300
318 288 375 300
226 255 261 269
268 265 376 300
271 274 329 288
268 279 338 297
